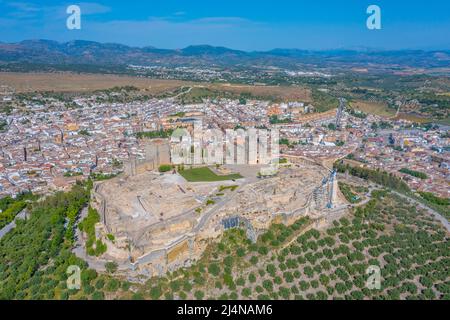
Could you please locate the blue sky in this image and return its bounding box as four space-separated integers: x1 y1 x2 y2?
0 0 449 50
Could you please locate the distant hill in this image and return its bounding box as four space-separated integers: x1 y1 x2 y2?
0 39 449 71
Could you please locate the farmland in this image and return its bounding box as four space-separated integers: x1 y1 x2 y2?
0 72 191 93
0 72 311 103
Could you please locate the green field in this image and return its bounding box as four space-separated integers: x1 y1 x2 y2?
179 167 243 182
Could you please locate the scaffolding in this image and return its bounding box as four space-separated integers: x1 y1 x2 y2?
327 170 337 209
313 170 337 210
222 216 240 230
221 216 257 243
336 98 346 129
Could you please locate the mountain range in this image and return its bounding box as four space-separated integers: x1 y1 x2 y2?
1 39 449 70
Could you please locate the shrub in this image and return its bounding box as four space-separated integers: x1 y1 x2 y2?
250 256 258 265
132 292 144 300
237 247 246 257
92 291 105 300
262 280 273 292
150 286 162 300
242 287 252 297
194 290 205 300
159 165 173 173
105 261 118 274
95 279 105 290
106 279 120 292
236 277 245 286
208 263 220 276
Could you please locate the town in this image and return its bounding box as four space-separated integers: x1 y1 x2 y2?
0 85 448 200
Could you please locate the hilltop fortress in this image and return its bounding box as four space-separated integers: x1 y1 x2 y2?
88 139 345 277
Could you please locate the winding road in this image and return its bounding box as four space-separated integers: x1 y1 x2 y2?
0 209 28 241
392 190 450 232
342 174 450 233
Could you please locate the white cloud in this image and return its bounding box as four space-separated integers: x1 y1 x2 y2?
76 16 266 49
77 2 111 15
4 2 110 19
7 2 39 12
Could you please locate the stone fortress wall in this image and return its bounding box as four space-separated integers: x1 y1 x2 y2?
124 138 171 177
90 143 342 278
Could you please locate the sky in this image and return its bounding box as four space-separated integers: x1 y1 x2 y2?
0 0 449 51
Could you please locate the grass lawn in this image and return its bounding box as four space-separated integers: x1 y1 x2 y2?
350 100 396 118
179 167 243 182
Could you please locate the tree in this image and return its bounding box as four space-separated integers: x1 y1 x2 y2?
236 247 246 257
229 292 238 300
164 292 174 300
83 285 95 295
262 279 273 292
242 287 251 297
105 261 118 274
81 269 98 285
106 278 120 292
150 286 162 300
316 291 328 300
132 292 144 300
319 274 330 286
350 290 364 300
223 256 234 267
95 279 105 290
208 263 220 276
283 271 294 283
223 273 235 289
303 266 314 278
266 264 276 276
278 287 291 299
335 282 348 295
258 246 269 255
179 291 187 299
419 276 433 288
236 277 245 286
194 290 205 300
183 281 192 292
92 291 105 300
60 291 69 300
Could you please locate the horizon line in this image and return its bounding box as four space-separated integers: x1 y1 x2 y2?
2 38 450 53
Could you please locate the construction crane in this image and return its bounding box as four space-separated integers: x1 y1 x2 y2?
336 98 346 129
